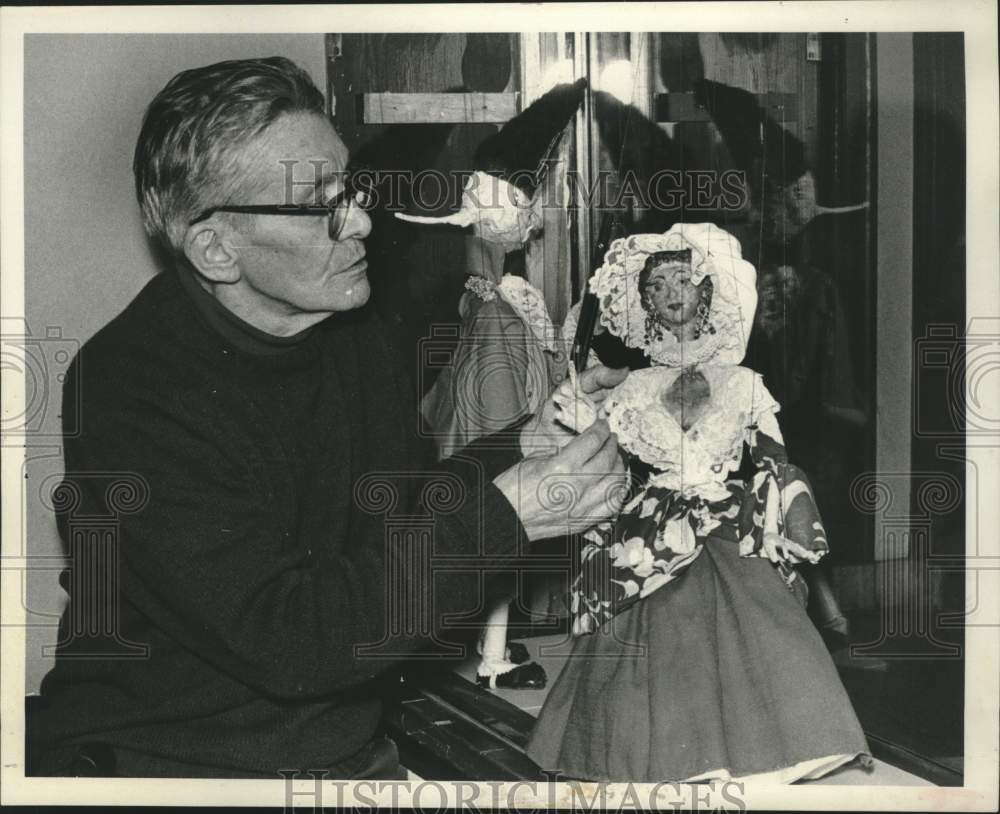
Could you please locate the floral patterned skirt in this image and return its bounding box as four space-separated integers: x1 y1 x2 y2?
526 534 870 783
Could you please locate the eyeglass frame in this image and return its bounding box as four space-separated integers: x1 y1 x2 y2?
188 174 374 242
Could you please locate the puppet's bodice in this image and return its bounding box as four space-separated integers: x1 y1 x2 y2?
421 275 561 458
604 365 779 499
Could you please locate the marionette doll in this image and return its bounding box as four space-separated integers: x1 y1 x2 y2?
396 80 586 690
527 223 871 783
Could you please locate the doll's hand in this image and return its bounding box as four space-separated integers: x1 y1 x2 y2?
761 532 825 565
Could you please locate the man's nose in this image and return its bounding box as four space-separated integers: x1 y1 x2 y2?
339 202 372 241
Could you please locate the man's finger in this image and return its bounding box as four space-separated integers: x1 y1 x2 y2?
555 420 611 467
584 431 625 476
578 365 628 395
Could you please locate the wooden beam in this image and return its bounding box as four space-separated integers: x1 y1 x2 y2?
358 91 800 126
359 92 520 124
655 91 798 123
383 674 546 780
418 669 538 749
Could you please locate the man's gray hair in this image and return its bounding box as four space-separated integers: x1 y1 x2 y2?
133 56 325 255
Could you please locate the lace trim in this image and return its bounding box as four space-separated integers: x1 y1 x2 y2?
553 365 780 494
495 275 559 353
602 366 779 485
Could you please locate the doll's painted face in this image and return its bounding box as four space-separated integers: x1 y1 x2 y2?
640 253 701 328
644 264 700 327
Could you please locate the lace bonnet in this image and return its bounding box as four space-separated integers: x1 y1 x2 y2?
589 222 758 366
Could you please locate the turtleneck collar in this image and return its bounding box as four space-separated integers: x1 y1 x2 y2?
175 268 318 356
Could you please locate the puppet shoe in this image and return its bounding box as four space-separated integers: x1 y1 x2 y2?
476 660 547 691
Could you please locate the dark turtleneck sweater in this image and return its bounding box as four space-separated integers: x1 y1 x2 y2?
28 269 526 777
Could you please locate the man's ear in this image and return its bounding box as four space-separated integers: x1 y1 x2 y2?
182 221 241 284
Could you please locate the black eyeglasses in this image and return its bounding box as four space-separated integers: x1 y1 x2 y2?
189 177 374 241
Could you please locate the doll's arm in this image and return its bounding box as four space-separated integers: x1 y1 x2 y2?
745 378 828 563
756 409 785 446
748 441 829 564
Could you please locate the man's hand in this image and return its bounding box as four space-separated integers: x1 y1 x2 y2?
520 364 629 457
495 420 627 541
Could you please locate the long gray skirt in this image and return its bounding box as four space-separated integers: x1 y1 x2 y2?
526 536 871 783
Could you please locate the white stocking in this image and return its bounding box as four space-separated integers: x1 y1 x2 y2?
477 599 516 677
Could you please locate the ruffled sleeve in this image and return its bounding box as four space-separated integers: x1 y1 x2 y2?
748 373 783 446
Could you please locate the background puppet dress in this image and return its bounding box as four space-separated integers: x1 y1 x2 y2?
527 223 871 783
397 81 586 689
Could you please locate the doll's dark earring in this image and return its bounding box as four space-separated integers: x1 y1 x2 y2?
644 307 663 344
696 284 715 337
695 299 711 337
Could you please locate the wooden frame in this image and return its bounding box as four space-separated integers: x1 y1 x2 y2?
358 92 520 124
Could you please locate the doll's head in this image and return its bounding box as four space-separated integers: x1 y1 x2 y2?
638 250 715 343
588 224 757 367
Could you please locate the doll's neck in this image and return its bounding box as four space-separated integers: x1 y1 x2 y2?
661 366 711 431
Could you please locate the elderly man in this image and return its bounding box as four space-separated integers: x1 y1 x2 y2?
27 57 626 779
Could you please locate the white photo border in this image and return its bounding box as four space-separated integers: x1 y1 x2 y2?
2 2 998 809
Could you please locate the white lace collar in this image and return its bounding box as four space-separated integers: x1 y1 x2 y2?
555 365 779 495
603 366 778 478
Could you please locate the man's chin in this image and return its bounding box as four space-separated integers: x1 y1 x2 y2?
329 276 371 312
